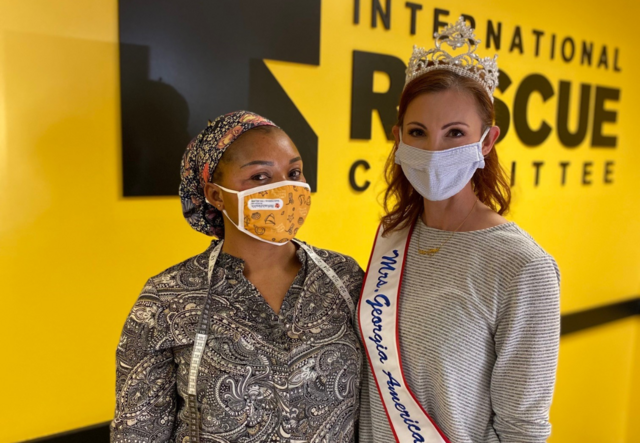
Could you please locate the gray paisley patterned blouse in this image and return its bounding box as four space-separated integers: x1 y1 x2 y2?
111 240 364 443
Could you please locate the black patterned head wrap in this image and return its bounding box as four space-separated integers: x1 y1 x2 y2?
179 110 278 238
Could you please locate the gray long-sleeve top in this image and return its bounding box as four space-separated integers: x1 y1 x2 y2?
358 221 561 442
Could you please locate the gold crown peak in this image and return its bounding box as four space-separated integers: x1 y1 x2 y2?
405 17 499 101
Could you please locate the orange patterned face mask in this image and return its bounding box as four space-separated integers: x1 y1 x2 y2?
215 181 311 245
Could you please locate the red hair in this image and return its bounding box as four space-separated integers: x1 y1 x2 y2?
381 70 511 234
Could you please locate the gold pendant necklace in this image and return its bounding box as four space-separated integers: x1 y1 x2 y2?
417 199 477 256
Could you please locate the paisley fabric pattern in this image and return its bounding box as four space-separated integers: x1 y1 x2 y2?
111 240 364 443
179 111 277 238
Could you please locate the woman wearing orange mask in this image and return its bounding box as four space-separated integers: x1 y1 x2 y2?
111 111 363 443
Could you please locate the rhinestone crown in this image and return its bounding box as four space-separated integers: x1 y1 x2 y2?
405 17 499 101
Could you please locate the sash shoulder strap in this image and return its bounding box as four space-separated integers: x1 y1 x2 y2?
358 224 449 443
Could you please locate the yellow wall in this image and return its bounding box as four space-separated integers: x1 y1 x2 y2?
0 0 639 442
551 319 638 442
628 318 640 442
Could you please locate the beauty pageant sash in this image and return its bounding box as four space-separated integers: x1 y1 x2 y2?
358 224 449 443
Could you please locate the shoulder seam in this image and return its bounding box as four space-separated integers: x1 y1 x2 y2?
499 254 559 317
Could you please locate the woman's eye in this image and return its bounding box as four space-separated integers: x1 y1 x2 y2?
251 173 270 181
289 169 302 180
448 128 465 137
408 128 425 137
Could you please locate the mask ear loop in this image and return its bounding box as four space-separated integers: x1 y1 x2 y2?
480 127 491 143
395 128 410 166
398 126 414 145
221 208 242 231
208 184 243 230
212 183 239 196
480 127 492 158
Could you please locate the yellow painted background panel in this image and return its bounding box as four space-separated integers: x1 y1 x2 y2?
0 4 209 441
0 0 639 441
551 319 638 443
627 319 640 442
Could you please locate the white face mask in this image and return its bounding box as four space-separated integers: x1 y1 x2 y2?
395 128 490 201
210 180 312 246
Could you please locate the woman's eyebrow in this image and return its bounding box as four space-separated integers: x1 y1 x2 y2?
442 121 469 129
240 160 274 168
407 121 427 129
289 156 302 164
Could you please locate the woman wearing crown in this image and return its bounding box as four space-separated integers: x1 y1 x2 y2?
357 18 560 443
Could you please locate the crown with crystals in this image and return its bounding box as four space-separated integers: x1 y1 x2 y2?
405 17 499 100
